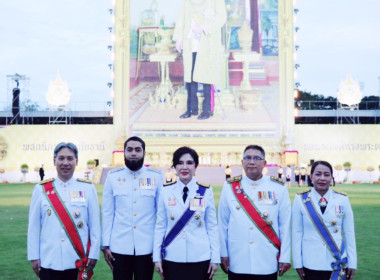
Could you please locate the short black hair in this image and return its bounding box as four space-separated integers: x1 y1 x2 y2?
54 142 78 159
124 136 145 151
311 160 335 186
172 146 199 168
243 145 265 158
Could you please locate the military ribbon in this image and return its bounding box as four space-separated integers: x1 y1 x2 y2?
161 185 207 260
42 181 92 280
301 192 347 280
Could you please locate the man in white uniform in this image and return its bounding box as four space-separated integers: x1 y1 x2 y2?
27 142 100 280
218 145 291 280
102 136 164 280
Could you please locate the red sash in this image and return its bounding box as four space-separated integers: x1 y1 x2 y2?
230 180 284 260
42 181 92 280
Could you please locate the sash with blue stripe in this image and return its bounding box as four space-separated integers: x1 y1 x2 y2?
301 192 347 280
161 185 207 259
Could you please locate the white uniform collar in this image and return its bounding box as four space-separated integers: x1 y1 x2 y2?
177 177 197 190
55 176 75 187
242 174 265 187
311 187 331 200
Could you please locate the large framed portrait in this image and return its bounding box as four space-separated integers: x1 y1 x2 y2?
113 0 294 165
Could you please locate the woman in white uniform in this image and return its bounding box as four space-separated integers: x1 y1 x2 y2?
153 146 219 280
292 161 357 280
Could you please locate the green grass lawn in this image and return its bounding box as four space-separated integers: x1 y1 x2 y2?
0 183 379 279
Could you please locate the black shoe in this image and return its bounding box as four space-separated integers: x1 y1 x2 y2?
198 112 211 120
191 111 198 116
180 111 192 118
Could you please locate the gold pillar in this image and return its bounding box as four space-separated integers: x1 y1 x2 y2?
113 0 130 152
278 0 295 151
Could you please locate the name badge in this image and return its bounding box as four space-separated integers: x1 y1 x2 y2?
139 178 156 189
258 191 277 205
190 197 206 212
70 191 86 202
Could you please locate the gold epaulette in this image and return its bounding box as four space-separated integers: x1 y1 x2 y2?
77 178 92 184
39 178 54 184
164 181 176 187
227 175 242 183
333 189 347 196
197 182 210 188
297 189 311 195
270 176 285 185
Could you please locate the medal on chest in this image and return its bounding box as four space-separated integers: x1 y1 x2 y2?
335 205 344 217
168 197 177 207
258 190 277 205
139 178 156 190
70 190 86 203
190 196 206 212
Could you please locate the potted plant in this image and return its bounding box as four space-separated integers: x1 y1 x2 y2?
343 162 351 171
21 164 29 182
87 160 96 169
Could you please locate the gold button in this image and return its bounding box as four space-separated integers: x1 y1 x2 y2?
133 225 136 228
183 236 186 239
183 229 186 233
61 238 65 242
250 240 253 244
250 226 253 230
133 200 137 203
133 213 137 216
134 188 137 191
134 176 136 179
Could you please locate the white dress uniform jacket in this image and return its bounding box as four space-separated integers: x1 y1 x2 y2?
153 178 220 264
27 177 101 270
102 166 163 255
218 175 291 275
292 188 357 270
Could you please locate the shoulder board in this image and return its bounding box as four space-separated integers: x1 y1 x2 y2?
146 168 162 175
270 176 285 185
297 189 311 195
164 181 176 187
77 178 92 184
39 178 54 184
333 189 347 196
110 167 124 174
197 182 210 188
227 175 242 183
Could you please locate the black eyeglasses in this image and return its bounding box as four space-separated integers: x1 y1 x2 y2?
243 156 265 162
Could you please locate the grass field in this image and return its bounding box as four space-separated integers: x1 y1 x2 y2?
0 183 379 280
